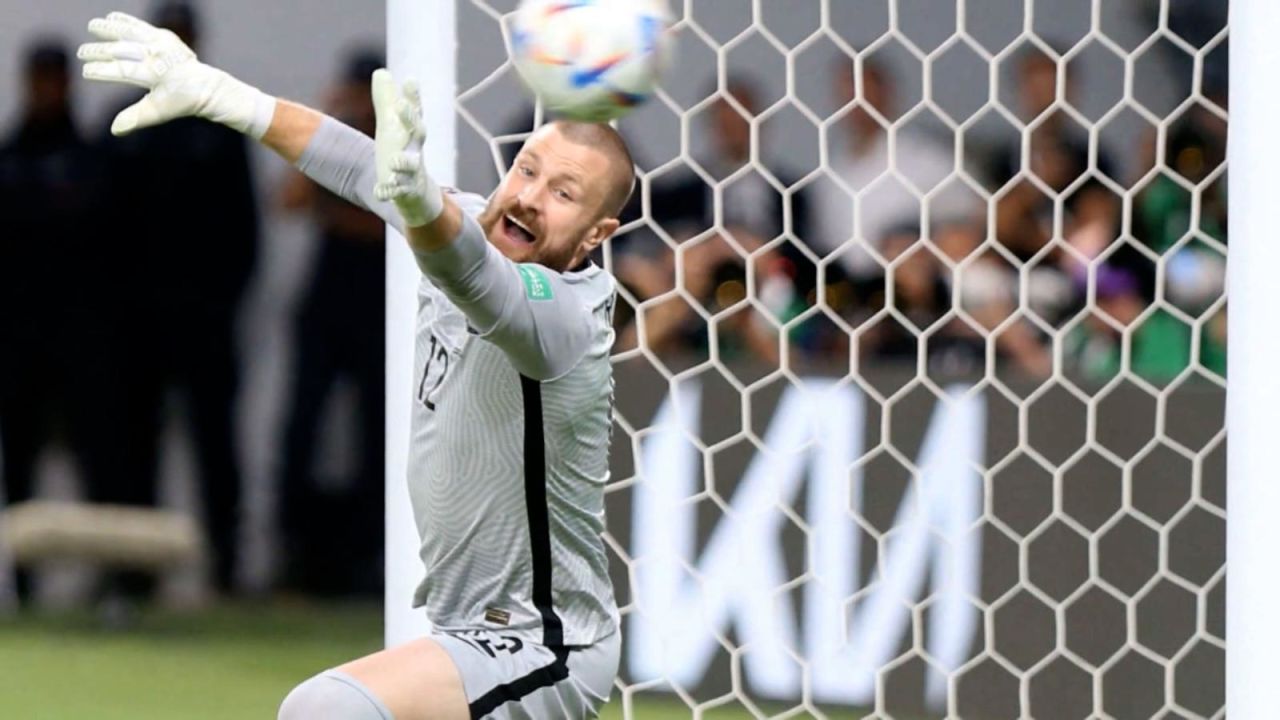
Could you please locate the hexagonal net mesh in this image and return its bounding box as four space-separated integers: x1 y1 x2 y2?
452 0 1227 717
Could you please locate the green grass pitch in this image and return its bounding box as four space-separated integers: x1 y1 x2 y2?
0 602 895 719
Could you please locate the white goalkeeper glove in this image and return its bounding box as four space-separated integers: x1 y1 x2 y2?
77 11 275 138
372 69 444 228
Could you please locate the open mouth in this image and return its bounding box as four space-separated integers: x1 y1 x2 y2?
502 214 536 246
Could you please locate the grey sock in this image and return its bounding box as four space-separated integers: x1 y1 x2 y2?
278 669 394 720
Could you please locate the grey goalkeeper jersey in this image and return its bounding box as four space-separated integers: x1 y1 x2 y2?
298 118 619 647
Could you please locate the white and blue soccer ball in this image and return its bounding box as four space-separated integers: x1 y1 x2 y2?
509 0 673 123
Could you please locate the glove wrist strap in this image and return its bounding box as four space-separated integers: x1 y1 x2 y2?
206 70 276 140
242 88 277 141
401 174 445 228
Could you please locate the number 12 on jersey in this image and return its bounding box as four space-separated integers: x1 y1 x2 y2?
417 333 450 410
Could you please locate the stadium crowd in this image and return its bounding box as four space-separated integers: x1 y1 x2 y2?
0 0 1226 606
614 47 1227 384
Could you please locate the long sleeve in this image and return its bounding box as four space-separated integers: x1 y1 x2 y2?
295 116 405 235
294 116 593 381
413 210 594 381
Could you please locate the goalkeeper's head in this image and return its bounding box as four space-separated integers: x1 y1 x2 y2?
479 120 635 272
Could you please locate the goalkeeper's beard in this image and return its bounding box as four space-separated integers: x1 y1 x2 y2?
478 202 581 272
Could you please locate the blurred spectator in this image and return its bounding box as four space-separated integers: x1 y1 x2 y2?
938 223 1053 377
1129 101 1227 379
100 1 259 595
649 77 805 246
616 79 805 367
615 230 781 368
807 58 976 286
862 226 955 362
861 223 1050 377
276 49 386 596
1064 265 1219 382
1041 40 1229 383
0 39 115 601
990 47 1122 281
989 48 1109 360
1137 109 1227 256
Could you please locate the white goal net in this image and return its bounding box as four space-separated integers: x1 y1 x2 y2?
450 0 1228 717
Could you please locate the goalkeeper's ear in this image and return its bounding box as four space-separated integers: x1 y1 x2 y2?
584 216 620 255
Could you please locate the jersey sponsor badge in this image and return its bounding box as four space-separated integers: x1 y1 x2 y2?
518 264 554 301
484 607 512 626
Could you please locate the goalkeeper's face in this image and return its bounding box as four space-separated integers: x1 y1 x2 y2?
481 125 622 271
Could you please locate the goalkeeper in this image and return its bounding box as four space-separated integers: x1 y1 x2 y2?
78 12 630 720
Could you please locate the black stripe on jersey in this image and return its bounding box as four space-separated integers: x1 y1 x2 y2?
467 647 570 719
520 375 565 649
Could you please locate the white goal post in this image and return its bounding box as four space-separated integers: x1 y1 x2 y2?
1226 0 1280 717
386 0 1257 717
385 0 453 645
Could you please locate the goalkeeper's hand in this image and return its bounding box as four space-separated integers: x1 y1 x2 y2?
372 69 444 228
77 11 275 138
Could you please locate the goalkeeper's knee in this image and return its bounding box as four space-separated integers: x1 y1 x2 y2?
278 670 393 720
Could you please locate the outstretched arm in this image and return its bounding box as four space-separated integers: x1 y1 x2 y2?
263 89 463 252
78 12 594 378
261 100 322 165
76 11 423 235
77 12 465 255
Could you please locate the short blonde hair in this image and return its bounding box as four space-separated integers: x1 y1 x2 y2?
550 120 636 219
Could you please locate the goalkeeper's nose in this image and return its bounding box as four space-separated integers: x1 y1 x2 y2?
513 180 548 213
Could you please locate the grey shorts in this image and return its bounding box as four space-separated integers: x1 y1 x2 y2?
433 629 620 719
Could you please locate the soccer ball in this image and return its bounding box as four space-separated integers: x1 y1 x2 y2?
509 0 673 123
